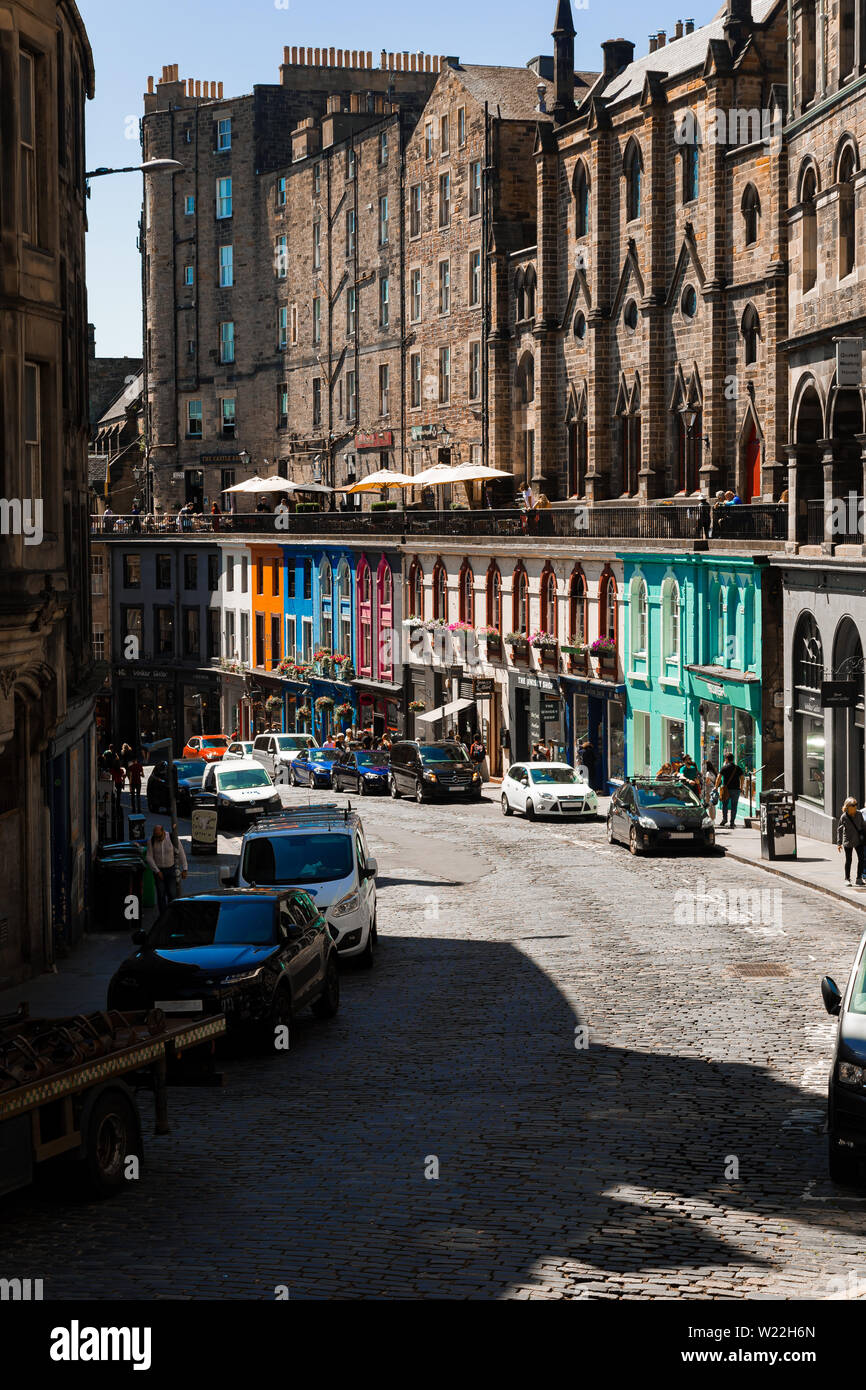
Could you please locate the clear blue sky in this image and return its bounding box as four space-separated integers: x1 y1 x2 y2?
81 0 720 357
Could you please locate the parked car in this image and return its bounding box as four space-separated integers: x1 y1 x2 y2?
224 740 255 760
251 731 319 778
107 888 339 1044
182 734 230 762
333 749 390 795
226 805 377 966
146 759 205 815
389 739 482 803
607 777 716 855
290 747 341 789
821 930 866 1185
501 762 598 820
199 759 282 828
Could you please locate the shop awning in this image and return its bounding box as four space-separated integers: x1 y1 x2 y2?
415 697 475 724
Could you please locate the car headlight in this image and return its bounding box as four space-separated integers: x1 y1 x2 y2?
333 890 361 917
538 793 555 804
638 816 656 830
838 1061 866 1086
221 967 264 984
702 816 714 829
425 772 438 781
363 773 378 780
471 772 480 781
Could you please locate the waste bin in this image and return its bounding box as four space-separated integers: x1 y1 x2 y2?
760 790 797 861
127 813 146 842
92 846 145 930
191 792 219 855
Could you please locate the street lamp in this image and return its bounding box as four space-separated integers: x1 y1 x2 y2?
85 159 184 180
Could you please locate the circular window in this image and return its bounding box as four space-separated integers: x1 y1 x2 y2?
624 299 638 331
681 285 698 318
574 311 587 340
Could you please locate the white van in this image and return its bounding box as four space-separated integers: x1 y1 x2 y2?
200 758 282 829
224 806 378 967
252 731 319 779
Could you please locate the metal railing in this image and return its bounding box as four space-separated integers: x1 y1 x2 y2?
806 495 866 546
90 502 788 544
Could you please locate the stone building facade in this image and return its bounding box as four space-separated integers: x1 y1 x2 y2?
0 0 96 982
141 49 440 512
532 0 789 503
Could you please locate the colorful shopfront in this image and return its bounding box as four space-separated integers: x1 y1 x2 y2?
618 551 783 803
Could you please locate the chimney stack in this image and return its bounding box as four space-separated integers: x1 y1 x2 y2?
649 34 658 53
602 37 636 76
674 19 684 38
685 18 694 32
657 30 666 47
551 0 576 125
723 0 752 52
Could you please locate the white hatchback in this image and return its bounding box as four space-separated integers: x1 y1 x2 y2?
501 761 598 820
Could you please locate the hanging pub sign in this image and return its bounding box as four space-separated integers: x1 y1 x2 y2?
410 424 439 442
836 338 862 388
354 431 393 450
821 679 858 707
473 678 495 697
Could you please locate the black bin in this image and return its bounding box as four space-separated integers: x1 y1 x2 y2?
92 844 145 930
127 813 147 842
760 790 797 861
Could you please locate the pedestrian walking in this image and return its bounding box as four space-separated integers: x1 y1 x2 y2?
679 753 701 797
837 798 866 885
110 759 126 811
711 490 726 538
702 761 718 820
715 751 745 827
698 494 711 540
126 753 144 812
146 824 188 915
580 737 597 789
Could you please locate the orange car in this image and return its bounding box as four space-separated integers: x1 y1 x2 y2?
182 734 231 762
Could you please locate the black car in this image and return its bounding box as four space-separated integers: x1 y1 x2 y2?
389 739 482 804
146 759 204 815
107 889 339 1045
822 931 866 1185
607 777 716 855
333 749 390 795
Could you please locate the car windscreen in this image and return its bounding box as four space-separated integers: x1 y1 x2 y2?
173 761 203 780
202 737 229 748
216 767 272 790
275 735 312 750
242 833 353 885
634 783 702 810
528 768 579 785
148 899 276 947
849 948 866 1015
308 750 337 763
355 752 389 768
418 745 470 763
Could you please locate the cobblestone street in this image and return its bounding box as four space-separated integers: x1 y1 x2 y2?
2 785 865 1300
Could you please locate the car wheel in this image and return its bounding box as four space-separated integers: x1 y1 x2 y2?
828 1136 861 1186
257 983 293 1052
501 793 513 817
629 825 641 856
74 1088 142 1198
289 764 297 787
525 799 536 820
359 780 366 796
359 915 376 969
606 816 616 844
415 781 426 804
311 955 340 1018
389 775 400 799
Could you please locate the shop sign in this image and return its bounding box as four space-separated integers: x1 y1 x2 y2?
515 671 557 693
459 678 474 700
200 452 240 466
836 338 862 388
704 682 726 699
171 471 184 480
355 431 393 450
821 679 858 707
410 425 439 441
540 696 561 723
473 677 495 697
116 668 171 680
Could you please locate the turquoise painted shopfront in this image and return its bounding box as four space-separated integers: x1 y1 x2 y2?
618 552 768 810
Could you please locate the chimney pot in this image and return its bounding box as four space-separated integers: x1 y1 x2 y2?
657 30 666 46
218 81 223 98
685 18 694 33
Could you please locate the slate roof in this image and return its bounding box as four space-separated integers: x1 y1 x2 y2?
97 370 143 428
589 0 781 108
453 63 598 122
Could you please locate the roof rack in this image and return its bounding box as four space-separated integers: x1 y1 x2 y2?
248 803 356 833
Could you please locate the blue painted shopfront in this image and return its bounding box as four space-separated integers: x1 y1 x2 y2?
619 551 767 809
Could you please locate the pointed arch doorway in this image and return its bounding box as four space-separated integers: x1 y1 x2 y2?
744 422 761 501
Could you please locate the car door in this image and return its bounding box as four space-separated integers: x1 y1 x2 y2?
404 749 421 794
614 787 633 841
281 895 322 1008
504 764 521 809
187 737 200 758
252 735 270 774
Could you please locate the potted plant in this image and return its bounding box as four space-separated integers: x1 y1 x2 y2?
314 695 334 711
476 625 503 657
590 635 617 673
408 699 427 713
335 701 354 720
402 616 424 630
529 631 558 650
505 631 530 660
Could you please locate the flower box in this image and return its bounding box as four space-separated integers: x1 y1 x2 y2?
505 633 530 661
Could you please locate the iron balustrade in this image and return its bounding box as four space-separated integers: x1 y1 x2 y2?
91 502 787 543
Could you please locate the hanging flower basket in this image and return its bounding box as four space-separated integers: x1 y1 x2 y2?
315 695 334 711
409 699 427 712
335 701 354 718
297 704 311 718
265 695 282 713
590 636 616 657
402 617 424 630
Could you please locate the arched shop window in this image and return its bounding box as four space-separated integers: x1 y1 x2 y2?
569 566 587 644
432 560 448 620
486 562 502 631
407 557 424 620
793 611 825 802
319 559 333 653
540 565 557 637
599 568 618 647
662 576 680 665
357 556 373 677
512 564 529 634
376 556 393 680
459 559 475 624
336 560 352 656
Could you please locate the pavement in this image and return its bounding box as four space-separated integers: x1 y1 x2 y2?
2 772 866 1300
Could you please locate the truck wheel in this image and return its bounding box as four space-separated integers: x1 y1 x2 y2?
312 956 340 1018
80 1088 142 1198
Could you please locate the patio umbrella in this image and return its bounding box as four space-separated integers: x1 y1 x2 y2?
341 469 414 493
221 475 270 493
410 463 464 488
447 462 514 482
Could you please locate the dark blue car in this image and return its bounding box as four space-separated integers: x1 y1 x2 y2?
147 758 204 815
289 747 341 789
332 749 390 795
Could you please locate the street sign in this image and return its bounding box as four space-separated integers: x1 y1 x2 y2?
836 338 862 387
473 677 495 697
821 679 858 707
